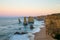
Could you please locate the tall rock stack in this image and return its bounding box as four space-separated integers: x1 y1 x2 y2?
28 16 34 23
23 17 27 25
18 18 21 24
45 13 60 39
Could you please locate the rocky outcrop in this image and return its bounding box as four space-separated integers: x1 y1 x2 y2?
45 13 60 39
23 17 27 25
18 18 21 24
28 16 34 23
30 25 34 30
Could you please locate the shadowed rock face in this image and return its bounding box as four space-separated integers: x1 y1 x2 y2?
45 13 60 39
30 25 34 30
18 18 21 24
54 33 60 40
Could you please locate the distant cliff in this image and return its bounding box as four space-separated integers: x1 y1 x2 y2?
35 16 45 21
45 13 60 39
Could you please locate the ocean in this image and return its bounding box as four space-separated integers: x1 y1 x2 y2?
0 17 45 40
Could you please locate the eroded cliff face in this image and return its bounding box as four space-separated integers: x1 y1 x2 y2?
45 13 60 38
36 16 45 21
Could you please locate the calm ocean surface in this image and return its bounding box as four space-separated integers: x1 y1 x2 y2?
0 17 45 40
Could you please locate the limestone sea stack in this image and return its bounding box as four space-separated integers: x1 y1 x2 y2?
23 17 27 25
28 16 34 24
18 18 21 24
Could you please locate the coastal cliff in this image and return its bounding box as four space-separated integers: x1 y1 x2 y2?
45 13 60 39
36 16 45 21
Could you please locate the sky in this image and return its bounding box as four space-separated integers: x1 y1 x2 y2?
0 0 60 17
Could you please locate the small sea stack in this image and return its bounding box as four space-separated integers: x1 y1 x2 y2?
28 16 34 24
30 25 34 30
18 18 21 24
23 17 28 25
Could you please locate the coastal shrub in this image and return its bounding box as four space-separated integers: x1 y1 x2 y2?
54 33 60 40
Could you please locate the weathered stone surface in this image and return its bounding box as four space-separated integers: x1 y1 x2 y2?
28 16 34 23
45 13 60 39
23 17 27 25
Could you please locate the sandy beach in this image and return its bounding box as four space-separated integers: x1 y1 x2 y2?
34 27 55 40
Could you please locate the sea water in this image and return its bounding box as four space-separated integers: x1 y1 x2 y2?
0 17 45 40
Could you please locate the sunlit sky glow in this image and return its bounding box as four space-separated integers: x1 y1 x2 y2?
0 0 60 16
